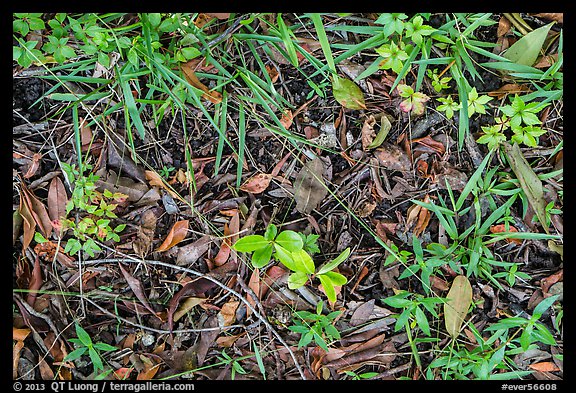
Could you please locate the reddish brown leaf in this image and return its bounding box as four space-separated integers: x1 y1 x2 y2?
137 361 161 381
13 339 25 379
18 193 35 251
181 60 222 104
26 256 43 307
489 224 522 244
114 367 134 380
173 297 205 323
157 220 189 252
374 142 411 172
205 13 230 20
529 361 560 372
280 109 294 129
411 135 446 156
488 83 531 100
20 181 52 239
531 13 563 24
239 173 273 194
48 177 67 234
541 269 563 294
38 357 55 380
23 153 42 179
118 264 160 319
13 327 31 342
216 333 243 348
214 212 239 267
265 64 280 83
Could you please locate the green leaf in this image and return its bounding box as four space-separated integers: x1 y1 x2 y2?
34 232 48 244
444 275 472 339
287 271 309 289
232 235 269 252
321 271 348 286
290 249 315 274
181 46 201 60
332 75 366 110
274 244 297 271
63 346 88 362
93 342 117 352
264 224 278 241
252 243 273 268
367 115 392 149
316 247 351 275
532 294 559 318
504 142 549 233
504 22 554 67
75 324 92 347
415 306 431 336
318 274 337 303
89 347 104 371
275 230 304 252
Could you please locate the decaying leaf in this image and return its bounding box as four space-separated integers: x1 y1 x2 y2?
176 235 212 266
145 170 184 202
361 115 377 150
47 177 67 236
217 300 239 327
173 297 206 323
294 157 328 214
406 194 431 238
332 75 366 110
240 173 273 194
444 275 473 339
157 220 189 252
504 143 549 233
118 264 160 319
489 224 522 244
529 361 560 372
181 60 222 104
374 142 411 172
213 211 239 267
20 180 53 240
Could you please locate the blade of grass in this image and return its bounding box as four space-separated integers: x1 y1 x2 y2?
214 90 228 176
236 103 246 189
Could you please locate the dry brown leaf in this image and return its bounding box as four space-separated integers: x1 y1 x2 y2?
265 64 280 83
173 297 206 323
20 181 52 239
361 115 377 150
531 13 563 24
23 153 42 179
246 268 261 315
294 157 328 214
176 235 211 266
489 224 522 245
157 220 189 252
118 263 160 319
18 193 35 251
280 109 294 129
541 269 563 294
487 83 531 99
240 173 273 194
205 13 230 20
13 340 25 379
26 256 43 307
529 361 560 372
113 367 134 380
213 212 239 266
13 327 31 342
374 142 411 172
216 334 243 348
411 135 446 156
38 357 55 380
218 300 239 327
181 60 222 104
48 177 67 236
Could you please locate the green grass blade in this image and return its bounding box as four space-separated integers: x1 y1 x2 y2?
310 13 336 74
236 103 246 189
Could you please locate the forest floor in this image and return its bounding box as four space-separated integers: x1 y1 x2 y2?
12 13 563 382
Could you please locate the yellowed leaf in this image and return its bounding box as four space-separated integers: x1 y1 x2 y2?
181 60 222 104
217 300 239 326
173 297 206 323
444 275 473 339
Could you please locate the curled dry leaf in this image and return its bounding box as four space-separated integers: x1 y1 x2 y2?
20 180 53 239
157 220 189 252
145 170 183 202
265 64 280 83
374 142 411 172
118 263 160 319
181 60 222 104
23 153 42 179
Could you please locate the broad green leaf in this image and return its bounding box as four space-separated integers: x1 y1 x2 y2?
504 142 549 233
415 306 431 336
275 230 304 252
93 342 117 352
332 75 366 110
367 115 392 149
274 244 297 271
291 249 315 274
75 324 92 347
232 235 269 252
318 274 337 303
264 224 278 241
316 247 351 275
252 244 273 268
444 275 472 339
504 22 554 67
287 271 309 289
321 271 348 286
532 294 559 318
89 347 103 371
63 347 88 362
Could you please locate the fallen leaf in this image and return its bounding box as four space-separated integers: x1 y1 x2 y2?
332 74 366 110
173 297 206 323
107 133 147 183
411 135 446 156
531 13 563 24
217 300 239 327
20 180 52 239
145 170 184 202
490 224 522 244
265 64 280 83
213 212 239 266
240 173 273 194
181 60 222 104
47 177 67 235
361 115 377 150
118 263 160 319
529 361 560 372
280 109 294 129
504 143 549 233
374 142 412 172
367 114 393 149
444 275 473 339
114 367 134 380
197 316 219 366
156 220 189 252
176 235 212 266
18 192 35 251
487 83 532 99
205 13 230 20
294 157 328 214
23 153 42 179
216 334 243 348
26 256 43 307
38 357 55 380
540 269 563 294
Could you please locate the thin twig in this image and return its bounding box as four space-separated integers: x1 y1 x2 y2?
83 256 308 380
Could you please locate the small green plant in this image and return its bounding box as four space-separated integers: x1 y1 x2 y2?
436 95 461 119
404 15 436 46
287 301 341 351
397 84 430 116
466 87 493 117
375 41 409 74
343 370 379 380
232 224 350 303
159 165 176 179
216 350 248 380
64 323 117 374
61 163 127 257
427 68 453 93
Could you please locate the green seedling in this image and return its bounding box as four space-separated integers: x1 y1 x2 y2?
436 95 461 119
288 300 341 351
216 350 248 380
374 13 408 37
466 87 493 117
232 224 350 303
427 68 453 92
397 84 430 116
159 165 176 179
500 94 548 130
343 370 379 380
63 323 117 374
61 163 127 257
404 15 436 46
376 41 409 74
